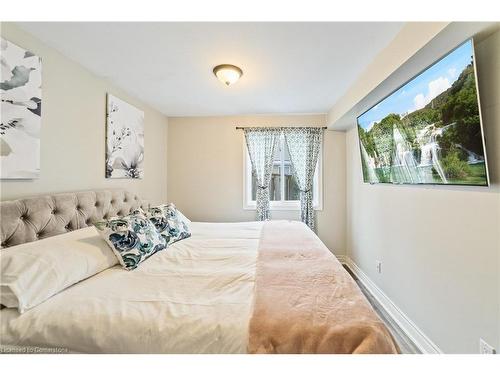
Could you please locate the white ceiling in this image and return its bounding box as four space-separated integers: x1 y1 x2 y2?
17 22 404 117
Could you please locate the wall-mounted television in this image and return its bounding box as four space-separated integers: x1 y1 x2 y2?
357 39 489 186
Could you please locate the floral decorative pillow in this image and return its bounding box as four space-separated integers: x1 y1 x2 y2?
94 213 167 270
144 203 191 246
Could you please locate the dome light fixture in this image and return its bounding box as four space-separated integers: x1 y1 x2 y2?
213 64 243 86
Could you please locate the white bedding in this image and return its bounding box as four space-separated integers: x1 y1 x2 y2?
0 221 263 353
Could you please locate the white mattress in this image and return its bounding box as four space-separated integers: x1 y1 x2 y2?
0 221 263 353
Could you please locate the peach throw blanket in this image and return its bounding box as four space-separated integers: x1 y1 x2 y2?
248 221 399 354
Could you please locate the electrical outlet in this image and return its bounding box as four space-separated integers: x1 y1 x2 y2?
479 338 496 354
376 261 382 274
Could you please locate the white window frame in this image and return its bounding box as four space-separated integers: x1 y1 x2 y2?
243 133 323 211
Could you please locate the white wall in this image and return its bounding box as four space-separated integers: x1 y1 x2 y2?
345 30 500 353
167 115 346 256
328 22 449 128
0 23 169 205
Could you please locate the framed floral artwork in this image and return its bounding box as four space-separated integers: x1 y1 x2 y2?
105 94 144 179
1 38 42 179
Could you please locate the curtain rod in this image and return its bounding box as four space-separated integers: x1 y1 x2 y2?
235 126 328 130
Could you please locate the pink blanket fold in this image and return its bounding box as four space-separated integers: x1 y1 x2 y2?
248 221 399 354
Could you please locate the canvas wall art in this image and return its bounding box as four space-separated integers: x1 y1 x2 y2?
106 94 144 179
1 38 42 179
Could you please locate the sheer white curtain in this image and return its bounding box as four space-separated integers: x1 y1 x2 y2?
284 127 323 230
244 128 281 221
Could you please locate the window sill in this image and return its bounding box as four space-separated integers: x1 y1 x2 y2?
243 203 323 211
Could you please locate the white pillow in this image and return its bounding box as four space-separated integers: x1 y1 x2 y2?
0 226 117 313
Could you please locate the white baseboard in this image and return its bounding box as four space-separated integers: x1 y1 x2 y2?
340 256 442 354
335 254 347 264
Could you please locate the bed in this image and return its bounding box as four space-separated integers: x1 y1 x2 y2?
0 189 398 354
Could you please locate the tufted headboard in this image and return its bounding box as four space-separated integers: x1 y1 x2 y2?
0 189 148 249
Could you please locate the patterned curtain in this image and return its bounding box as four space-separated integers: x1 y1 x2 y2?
244 128 280 221
284 127 323 230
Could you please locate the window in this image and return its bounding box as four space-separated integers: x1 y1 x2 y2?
243 133 322 210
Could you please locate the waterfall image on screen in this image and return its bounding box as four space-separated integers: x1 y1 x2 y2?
357 39 488 186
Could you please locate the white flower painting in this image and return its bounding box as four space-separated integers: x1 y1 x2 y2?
0 38 42 179
106 94 144 179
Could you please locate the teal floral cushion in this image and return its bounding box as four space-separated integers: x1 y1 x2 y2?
94 213 167 270
143 203 191 246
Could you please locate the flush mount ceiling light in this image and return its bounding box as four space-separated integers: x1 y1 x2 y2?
213 64 243 86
